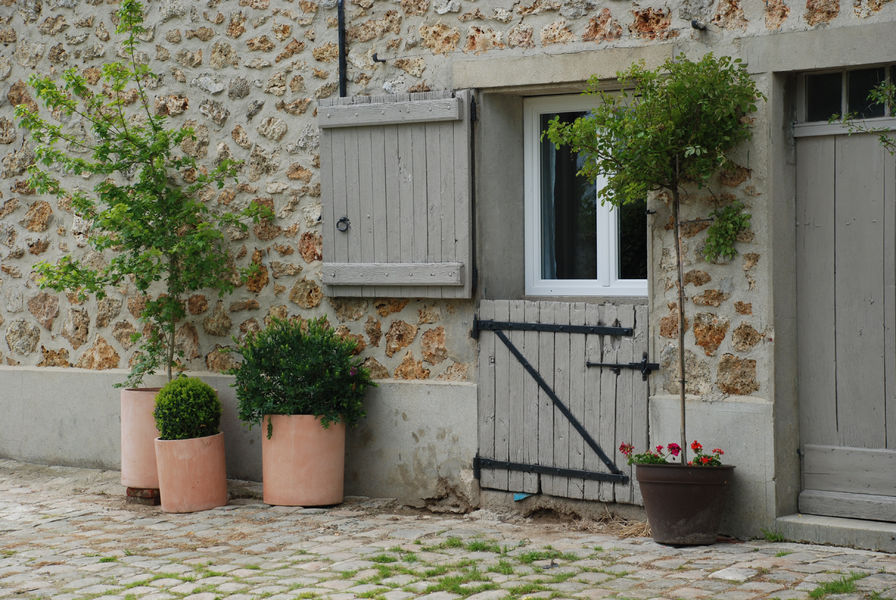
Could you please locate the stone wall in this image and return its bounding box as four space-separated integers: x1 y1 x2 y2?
0 0 894 392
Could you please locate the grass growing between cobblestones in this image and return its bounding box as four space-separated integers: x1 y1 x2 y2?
808 572 869 599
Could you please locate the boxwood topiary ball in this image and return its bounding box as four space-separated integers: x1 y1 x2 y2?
153 377 221 441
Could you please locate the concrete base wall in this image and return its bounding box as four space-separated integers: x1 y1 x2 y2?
0 368 479 506
649 395 776 539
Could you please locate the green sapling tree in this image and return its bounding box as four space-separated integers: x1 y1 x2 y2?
15 0 269 387
544 53 764 463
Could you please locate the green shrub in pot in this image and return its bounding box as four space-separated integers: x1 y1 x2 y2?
153 377 222 440
231 317 374 437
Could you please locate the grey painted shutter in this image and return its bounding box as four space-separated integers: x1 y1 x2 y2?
318 90 473 298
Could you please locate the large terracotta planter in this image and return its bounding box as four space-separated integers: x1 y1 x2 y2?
636 463 735 546
262 415 346 506
120 388 161 489
154 432 228 513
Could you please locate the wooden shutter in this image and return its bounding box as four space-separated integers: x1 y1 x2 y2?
318 90 473 298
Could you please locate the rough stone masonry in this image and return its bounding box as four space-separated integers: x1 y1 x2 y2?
0 0 893 396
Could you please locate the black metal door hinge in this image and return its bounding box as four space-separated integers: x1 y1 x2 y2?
586 352 660 381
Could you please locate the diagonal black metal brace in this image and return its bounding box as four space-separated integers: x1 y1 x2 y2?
492 329 626 478
586 353 660 381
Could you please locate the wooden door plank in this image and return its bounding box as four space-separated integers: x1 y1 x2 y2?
567 302 587 500
523 300 541 493
598 303 618 503
613 304 635 504
796 136 837 445
583 303 603 501
834 134 887 448
632 303 649 506
803 444 896 496
477 300 497 490
537 301 556 495
508 300 528 492
886 148 896 450
551 302 572 499
492 299 511 491
799 489 896 522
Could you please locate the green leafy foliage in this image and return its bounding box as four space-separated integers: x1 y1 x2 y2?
543 53 764 208
231 317 374 433
14 0 269 388
545 54 764 460
840 80 896 154
153 377 221 440
703 201 751 262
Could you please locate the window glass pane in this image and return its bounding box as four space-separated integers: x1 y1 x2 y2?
617 198 648 279
848 67 886 118
806 72 842 122
539 112 597 280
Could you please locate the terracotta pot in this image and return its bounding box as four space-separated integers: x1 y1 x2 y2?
155 432 228 513
262 415 346 506
120 388 161 489
636 463 735 546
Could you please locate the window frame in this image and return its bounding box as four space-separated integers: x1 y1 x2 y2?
523 94 648 297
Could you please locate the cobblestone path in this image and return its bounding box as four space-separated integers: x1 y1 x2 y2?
1 459 895 600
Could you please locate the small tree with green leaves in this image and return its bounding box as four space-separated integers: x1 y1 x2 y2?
15 0 268 387
544 54 764 464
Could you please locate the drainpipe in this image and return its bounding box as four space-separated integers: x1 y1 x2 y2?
337 0 347 97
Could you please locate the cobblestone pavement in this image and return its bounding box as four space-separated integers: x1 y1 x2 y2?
1 460 895 600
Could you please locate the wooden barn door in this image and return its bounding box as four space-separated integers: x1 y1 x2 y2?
796 127 896 521
475 300 651 505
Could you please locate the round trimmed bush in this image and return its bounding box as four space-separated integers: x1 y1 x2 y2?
153 377 221 440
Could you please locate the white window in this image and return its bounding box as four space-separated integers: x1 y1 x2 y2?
523 95 647 297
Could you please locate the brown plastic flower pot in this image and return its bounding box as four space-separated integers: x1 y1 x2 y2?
635 463 735 546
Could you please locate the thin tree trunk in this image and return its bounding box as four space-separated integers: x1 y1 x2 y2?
671 186 687 465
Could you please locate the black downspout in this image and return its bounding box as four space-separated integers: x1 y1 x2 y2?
337 0 347 98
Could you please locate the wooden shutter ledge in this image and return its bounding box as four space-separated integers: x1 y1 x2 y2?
322 263 464 286
319 97 463 129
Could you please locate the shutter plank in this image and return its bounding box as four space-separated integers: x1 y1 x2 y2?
451 90 472 299
412 120 430 283
370 126 388 264
321 263 464 286
320 119 336 269
426 122 443 269
319 96 463 128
